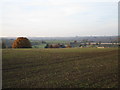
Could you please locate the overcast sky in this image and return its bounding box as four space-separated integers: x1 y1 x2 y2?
0 0 118 37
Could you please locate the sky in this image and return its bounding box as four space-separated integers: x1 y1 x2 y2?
0 0 119 37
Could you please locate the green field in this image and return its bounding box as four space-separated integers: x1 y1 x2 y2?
2 48 118 88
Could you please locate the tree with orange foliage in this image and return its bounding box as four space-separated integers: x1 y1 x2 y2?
12 37 32 48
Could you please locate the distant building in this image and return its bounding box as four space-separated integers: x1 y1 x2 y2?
45 43 66 48
70 41 119 48
97 47 105 48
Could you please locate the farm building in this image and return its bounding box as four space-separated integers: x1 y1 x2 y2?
70 41 119 48
45 44 66 48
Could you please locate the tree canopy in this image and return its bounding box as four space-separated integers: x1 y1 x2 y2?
12 37 32 48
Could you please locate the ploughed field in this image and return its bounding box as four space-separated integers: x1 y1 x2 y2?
2 48 118 88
